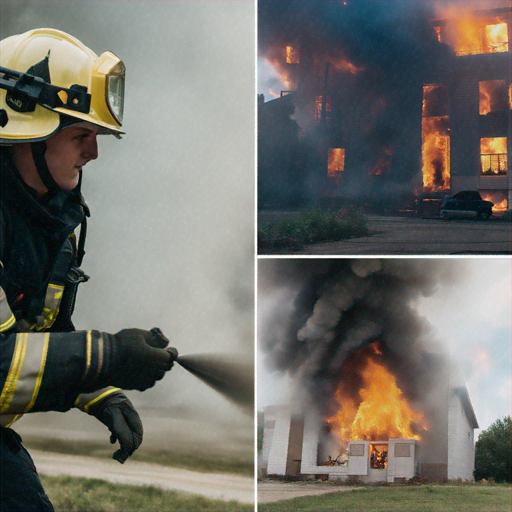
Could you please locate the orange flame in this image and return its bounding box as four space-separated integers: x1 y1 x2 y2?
328 148 345 177
438 12 509 56
481 192 509 212
327 354 427 442
422 116 450 192
286 45 300 64
485 23 509 53
481 137 508 175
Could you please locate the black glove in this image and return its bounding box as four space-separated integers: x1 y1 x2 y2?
84 327 178 392
88 391 143 463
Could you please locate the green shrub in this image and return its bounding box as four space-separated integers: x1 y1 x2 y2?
258 207 369 250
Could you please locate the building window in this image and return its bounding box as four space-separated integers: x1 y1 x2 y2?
481 137 508 176
395 443 411 457
370 444 388 469
315 95 331 121
485 23 509 53
445 17 509 56
349 444 365 456
423 84 449 118
434 25 442 43
286 46 300 64
479 80 509 115
328 148 345 178
422 85 450 192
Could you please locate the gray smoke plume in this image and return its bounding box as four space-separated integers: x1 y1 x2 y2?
258 259 461 418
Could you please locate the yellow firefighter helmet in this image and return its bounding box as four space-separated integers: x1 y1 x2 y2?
0 28 125 143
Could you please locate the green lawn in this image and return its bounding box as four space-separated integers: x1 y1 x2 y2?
41 474 253 512
259 485 512 512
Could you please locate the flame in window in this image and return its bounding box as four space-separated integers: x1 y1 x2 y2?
438 13 509 56
315 95 332 121
422 117 450 192
286 45 300 64
481 137 508 176
328 148 345 177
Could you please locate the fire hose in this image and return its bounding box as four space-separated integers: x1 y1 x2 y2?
150 328 254 411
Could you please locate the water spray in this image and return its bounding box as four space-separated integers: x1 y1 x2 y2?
150 328 253 412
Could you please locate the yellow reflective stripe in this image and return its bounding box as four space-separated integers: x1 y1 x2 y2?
85 330 92 377
0 333 28 413
35 283 65 331
4 414 21 427
23 333 50 412
83 388 120 413
0 287 16 332
0 314 16 332
1 334 50 414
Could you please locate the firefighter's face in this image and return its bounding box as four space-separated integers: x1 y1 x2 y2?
45 123 99 190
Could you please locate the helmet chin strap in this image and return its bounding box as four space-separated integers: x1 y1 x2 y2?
31 140 61 196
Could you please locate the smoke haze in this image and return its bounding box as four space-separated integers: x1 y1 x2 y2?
258 0 510 203
1 1 254 460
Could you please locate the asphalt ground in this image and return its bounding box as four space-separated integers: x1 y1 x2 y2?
258 212 512 255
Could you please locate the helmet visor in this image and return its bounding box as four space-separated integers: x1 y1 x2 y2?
106 61 125 125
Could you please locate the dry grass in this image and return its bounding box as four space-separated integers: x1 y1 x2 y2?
41 474 253 512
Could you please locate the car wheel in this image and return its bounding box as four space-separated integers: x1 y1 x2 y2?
478 210 491 221
440 210 448 220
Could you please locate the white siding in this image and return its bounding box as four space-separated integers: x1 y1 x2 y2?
348 442 369 476
447 393 476 480
387 440 416 482
264 407 292 475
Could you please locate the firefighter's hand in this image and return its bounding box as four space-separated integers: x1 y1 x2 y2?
88 391 143 464
99 328 178 391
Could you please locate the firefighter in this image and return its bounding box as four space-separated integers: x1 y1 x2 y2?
0 29 177 511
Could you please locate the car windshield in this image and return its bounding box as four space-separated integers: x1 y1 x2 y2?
453 191 482 201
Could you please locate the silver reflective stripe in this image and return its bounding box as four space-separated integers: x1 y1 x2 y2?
0 287 16 332
0 333 50 414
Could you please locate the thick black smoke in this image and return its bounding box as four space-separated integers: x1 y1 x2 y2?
258 259 460 417
257 1 490 204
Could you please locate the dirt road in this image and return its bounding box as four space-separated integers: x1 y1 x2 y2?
258 481 362 504
259 213 512 255
31 450 254 504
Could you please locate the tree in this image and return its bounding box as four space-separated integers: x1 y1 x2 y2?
474 416 511 483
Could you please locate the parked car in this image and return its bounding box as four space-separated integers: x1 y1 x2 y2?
440 190 493 220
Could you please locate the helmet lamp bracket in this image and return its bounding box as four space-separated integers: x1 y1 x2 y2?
0 66 91 114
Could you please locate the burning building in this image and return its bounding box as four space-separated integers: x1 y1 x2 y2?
258 259 479 481
261 358 478 482
258 1 511 213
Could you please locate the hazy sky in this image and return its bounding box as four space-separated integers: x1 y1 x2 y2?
258 258 512 437
2 1 255 449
